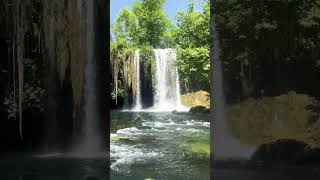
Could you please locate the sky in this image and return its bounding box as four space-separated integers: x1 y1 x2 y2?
110 0 205 24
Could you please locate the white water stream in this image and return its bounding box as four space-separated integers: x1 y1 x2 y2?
133 50 142 110
153 49 187 112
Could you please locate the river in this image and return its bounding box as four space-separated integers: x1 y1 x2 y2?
110 111 210 180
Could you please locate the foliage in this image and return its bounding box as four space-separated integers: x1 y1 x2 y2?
139 45 155 80
113 0 173 48
175 0 210 49
214 0 320 100
114 8 138 45
177 47 210 91
175 0 210 92
111 0 210 107
3 58 46 119
132 0 171 47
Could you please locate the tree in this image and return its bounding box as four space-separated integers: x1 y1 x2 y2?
175 0 210 48
214 0 320 100
132 0 170 47
175 0 210 92
114 8 138 46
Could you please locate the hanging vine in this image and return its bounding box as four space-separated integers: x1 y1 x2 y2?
42 0 85 108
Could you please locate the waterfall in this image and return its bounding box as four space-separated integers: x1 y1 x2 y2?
133 50 142 110
212 17 255 160
153 49 186 112
77 0 100 156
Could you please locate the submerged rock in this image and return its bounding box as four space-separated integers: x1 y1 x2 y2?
182 143 210 160
111 134 121 142
252 139 320 164
181 133 210 159
189 106 210 114
110 134 140 142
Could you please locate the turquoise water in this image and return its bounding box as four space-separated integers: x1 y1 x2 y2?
110 111 210 180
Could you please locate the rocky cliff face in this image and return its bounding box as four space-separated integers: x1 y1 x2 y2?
0 0 108 151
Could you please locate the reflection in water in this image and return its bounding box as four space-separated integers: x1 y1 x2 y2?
0 155 107 180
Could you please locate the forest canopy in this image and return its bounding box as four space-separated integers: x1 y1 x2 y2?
214 0 320 102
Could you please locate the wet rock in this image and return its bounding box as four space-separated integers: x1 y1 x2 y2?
172 110 178 114
252 139 320 164
189 106 210 114
110 134 140 142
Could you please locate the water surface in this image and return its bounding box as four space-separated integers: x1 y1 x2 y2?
110 111 210 180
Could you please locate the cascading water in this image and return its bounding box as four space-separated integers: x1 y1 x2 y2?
153 49 186 112
212 16 255 160
77 0 100 156
133 50 142 110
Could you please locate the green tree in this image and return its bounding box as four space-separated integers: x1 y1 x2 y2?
132 0 170 47
214 0 320 99
175 0 210 48
114 8 138 46
175 0 210 92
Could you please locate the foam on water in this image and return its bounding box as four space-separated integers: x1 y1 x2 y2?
116 127 146 137
111 113 210 173
110 143 161 172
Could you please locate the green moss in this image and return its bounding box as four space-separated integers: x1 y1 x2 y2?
111 134 121 142
140 45 156 92
184 143 210 156
180 132 210 158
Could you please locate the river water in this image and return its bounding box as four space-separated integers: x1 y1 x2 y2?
110 111 210 180
1 111 319 180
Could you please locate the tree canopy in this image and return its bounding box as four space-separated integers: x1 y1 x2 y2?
215 0 320 101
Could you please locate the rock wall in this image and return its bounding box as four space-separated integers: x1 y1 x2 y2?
0 0 108 152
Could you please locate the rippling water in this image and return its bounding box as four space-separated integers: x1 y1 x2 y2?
110 111 210 180
2 111 318 180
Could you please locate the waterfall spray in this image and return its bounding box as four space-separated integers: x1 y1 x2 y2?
78 0 100 156
212 16 255 160
153 49 187 112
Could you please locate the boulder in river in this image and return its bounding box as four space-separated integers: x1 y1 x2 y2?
189 106 210 114
172 110 178 114
252 139 320 164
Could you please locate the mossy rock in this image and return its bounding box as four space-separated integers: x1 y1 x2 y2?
110 134 140 142
111 134 120 142
144 178 155 180
183 143 210 158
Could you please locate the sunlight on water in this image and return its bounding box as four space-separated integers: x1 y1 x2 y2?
110 112 210 179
